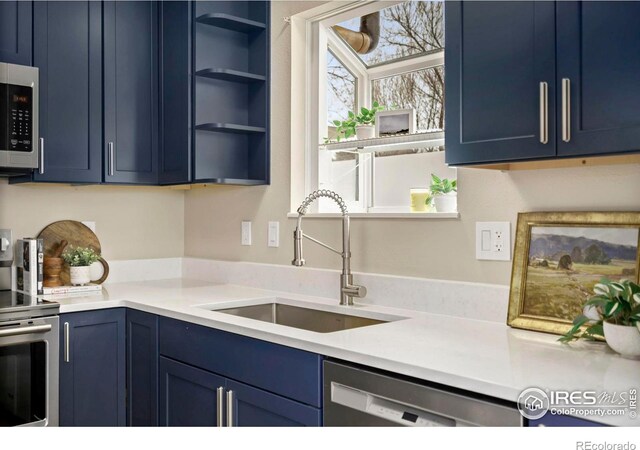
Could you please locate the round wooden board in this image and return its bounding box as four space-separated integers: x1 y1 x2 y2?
37 220 104 286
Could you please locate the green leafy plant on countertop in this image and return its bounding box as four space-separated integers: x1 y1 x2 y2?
325 102 385 142
559 278 640 343
429 173 457 195
62 246 101 267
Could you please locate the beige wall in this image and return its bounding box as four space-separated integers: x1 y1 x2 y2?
183 1 640 286
0 180 184 260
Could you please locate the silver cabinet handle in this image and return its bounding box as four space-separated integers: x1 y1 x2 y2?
0 324 51 338
39 137 45 174
562 78 571 142
64 322 70 363
226 390 235 427
216 387 224 427
108 142 115 176
539 82 548 144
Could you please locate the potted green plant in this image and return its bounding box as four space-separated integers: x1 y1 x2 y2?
559 278 640 359
62 246 101 286
331 102 384 141
429 174 457 213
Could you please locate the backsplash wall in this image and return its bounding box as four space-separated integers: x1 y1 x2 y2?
0 180 185 260
183 1 640 286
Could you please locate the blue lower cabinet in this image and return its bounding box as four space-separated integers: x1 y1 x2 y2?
158 357 225 426
528 414 606 427
127 310 158 426
59 309 126 426
227 380 321 427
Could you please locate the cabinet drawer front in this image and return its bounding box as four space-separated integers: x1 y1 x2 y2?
227 379 321 427
159 317 323 407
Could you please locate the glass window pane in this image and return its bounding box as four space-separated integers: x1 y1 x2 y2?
372 65 444 133
373 149 455 211
326 51 356 141
336 1 444 67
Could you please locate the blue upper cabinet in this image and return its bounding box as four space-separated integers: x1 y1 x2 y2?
59 309 126 427
0 1 32 65
32 1 103 183
103 1 159 184
159 1 192 185
445 1 557 165
556 1 640 157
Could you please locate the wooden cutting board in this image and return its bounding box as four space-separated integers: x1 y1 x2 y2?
37 220 104 286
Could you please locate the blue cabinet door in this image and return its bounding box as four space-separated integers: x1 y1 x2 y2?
59 309 126 426
556 1 640 157
158 356 226 426
127 309 158 426
0 1 32 65
159 1 192 185
103 1 159 184
32 1 102 183
227 380 322 427
445 1 556 165
528 414 605 427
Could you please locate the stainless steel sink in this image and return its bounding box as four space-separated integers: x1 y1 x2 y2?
214 302 393 333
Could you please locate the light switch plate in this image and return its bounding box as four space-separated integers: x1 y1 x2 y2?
268 221 279 247
476 222 511 261
241 221 252 246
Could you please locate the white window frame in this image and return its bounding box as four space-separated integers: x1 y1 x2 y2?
290 1 453 218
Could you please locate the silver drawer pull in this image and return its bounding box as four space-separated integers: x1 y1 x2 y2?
226 390 235 427
217 387 224 427
539 82 548 144
562 78 571 142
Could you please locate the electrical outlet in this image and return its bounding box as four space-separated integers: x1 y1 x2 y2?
241 221 252 246
0 229 13 265
476 222 511 261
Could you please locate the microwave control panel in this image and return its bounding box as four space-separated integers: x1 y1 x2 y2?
6 84 33 152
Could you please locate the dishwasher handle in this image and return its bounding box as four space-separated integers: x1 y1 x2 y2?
331 382 456 427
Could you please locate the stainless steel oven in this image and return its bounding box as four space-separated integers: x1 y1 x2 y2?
0 292 59 427
0 63 39 174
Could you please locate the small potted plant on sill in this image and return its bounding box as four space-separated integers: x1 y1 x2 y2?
429 173 457 213
559 278 640 359
329 102 384 142
62 246 101 286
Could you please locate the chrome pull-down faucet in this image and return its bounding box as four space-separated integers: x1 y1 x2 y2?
292 190 367 306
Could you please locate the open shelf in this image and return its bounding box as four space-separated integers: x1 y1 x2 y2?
195 13 266 34
195 68 265 84
320 131 445 153
195 123 266 134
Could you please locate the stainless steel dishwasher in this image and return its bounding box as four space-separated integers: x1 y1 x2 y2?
323 361 523 427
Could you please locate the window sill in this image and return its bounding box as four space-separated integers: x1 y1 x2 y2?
286 212 459 219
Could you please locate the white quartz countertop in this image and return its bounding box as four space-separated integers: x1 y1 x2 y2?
50 278 639 427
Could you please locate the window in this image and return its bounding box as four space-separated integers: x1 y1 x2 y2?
292 0 457 216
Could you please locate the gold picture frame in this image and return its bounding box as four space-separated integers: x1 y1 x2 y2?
507 211 640 335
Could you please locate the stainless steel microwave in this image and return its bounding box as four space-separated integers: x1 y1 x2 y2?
0 63 39 173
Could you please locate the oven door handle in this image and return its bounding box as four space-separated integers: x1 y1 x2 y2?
0 324 52 338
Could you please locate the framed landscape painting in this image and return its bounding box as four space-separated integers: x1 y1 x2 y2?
507 212 640 335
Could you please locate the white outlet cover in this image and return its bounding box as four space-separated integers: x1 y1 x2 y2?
82 221 96 233
476 222 511 261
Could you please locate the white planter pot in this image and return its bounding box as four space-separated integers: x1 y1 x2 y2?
356 125 375 140
603 321 640 359
434 193 457 213
70 266 91 286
